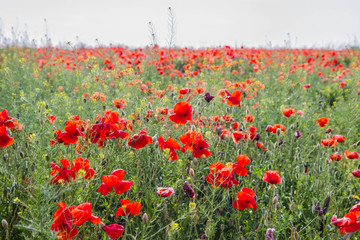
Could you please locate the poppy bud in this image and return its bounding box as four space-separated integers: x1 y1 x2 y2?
154 141 159 148
193 158 198 166
103 105 106 110
272 196 278 206
152 134 158 142
189 168 195 177
16 113 20 119
20 152 25 158
276 128 281 135
356 141 360 147
1 219 8 229
291 227 299 240
83 98 87 103
290 200 295 212
265 228 275 240
310 134 314 139
326 128 332 133
316 143 320 149
294 130 301 138
99 222 105 230
3 153 8 161
45 104 48 109
142 213 149 223
276 202 281 210
183 181 195 198
204 92 215 103
278 139 283 146
289 124 294 130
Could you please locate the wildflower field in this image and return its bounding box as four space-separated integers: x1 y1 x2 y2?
1 45 360 239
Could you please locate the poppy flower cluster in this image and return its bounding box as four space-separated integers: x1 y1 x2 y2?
51 202 100 239
50 158 95 185
205 155 250 188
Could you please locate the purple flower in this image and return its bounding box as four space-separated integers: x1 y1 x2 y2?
204 93 215 103
183 181 195 198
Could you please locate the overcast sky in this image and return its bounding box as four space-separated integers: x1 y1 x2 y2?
1 0 360 48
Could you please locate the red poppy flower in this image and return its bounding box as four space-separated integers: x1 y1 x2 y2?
58 120 84 145
156 187 175 197
0 126 14 147
50 159 72 185
205 162 241 189
263 170 282 184
244 114 254 123
232 188 257 212
330 154 342 161
223 90 242 107
70 203 101 226
103 224 125 239
128 130 153 149
70 157 95 180
158 135 181 161
114 199 141 218
332 135 345 142
345 151 359 159
0 109 16 129
48 115 56 124
316 118 329 127
234 155 251 176
352 170 360 178
321 138 337 147
98 169 133 196
169 101 192 125
113 99 127 109
332 212 360 234
232 131 248 143
302 84 311 89
51 202 78 239
282 108 295 117
179 130 211 158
